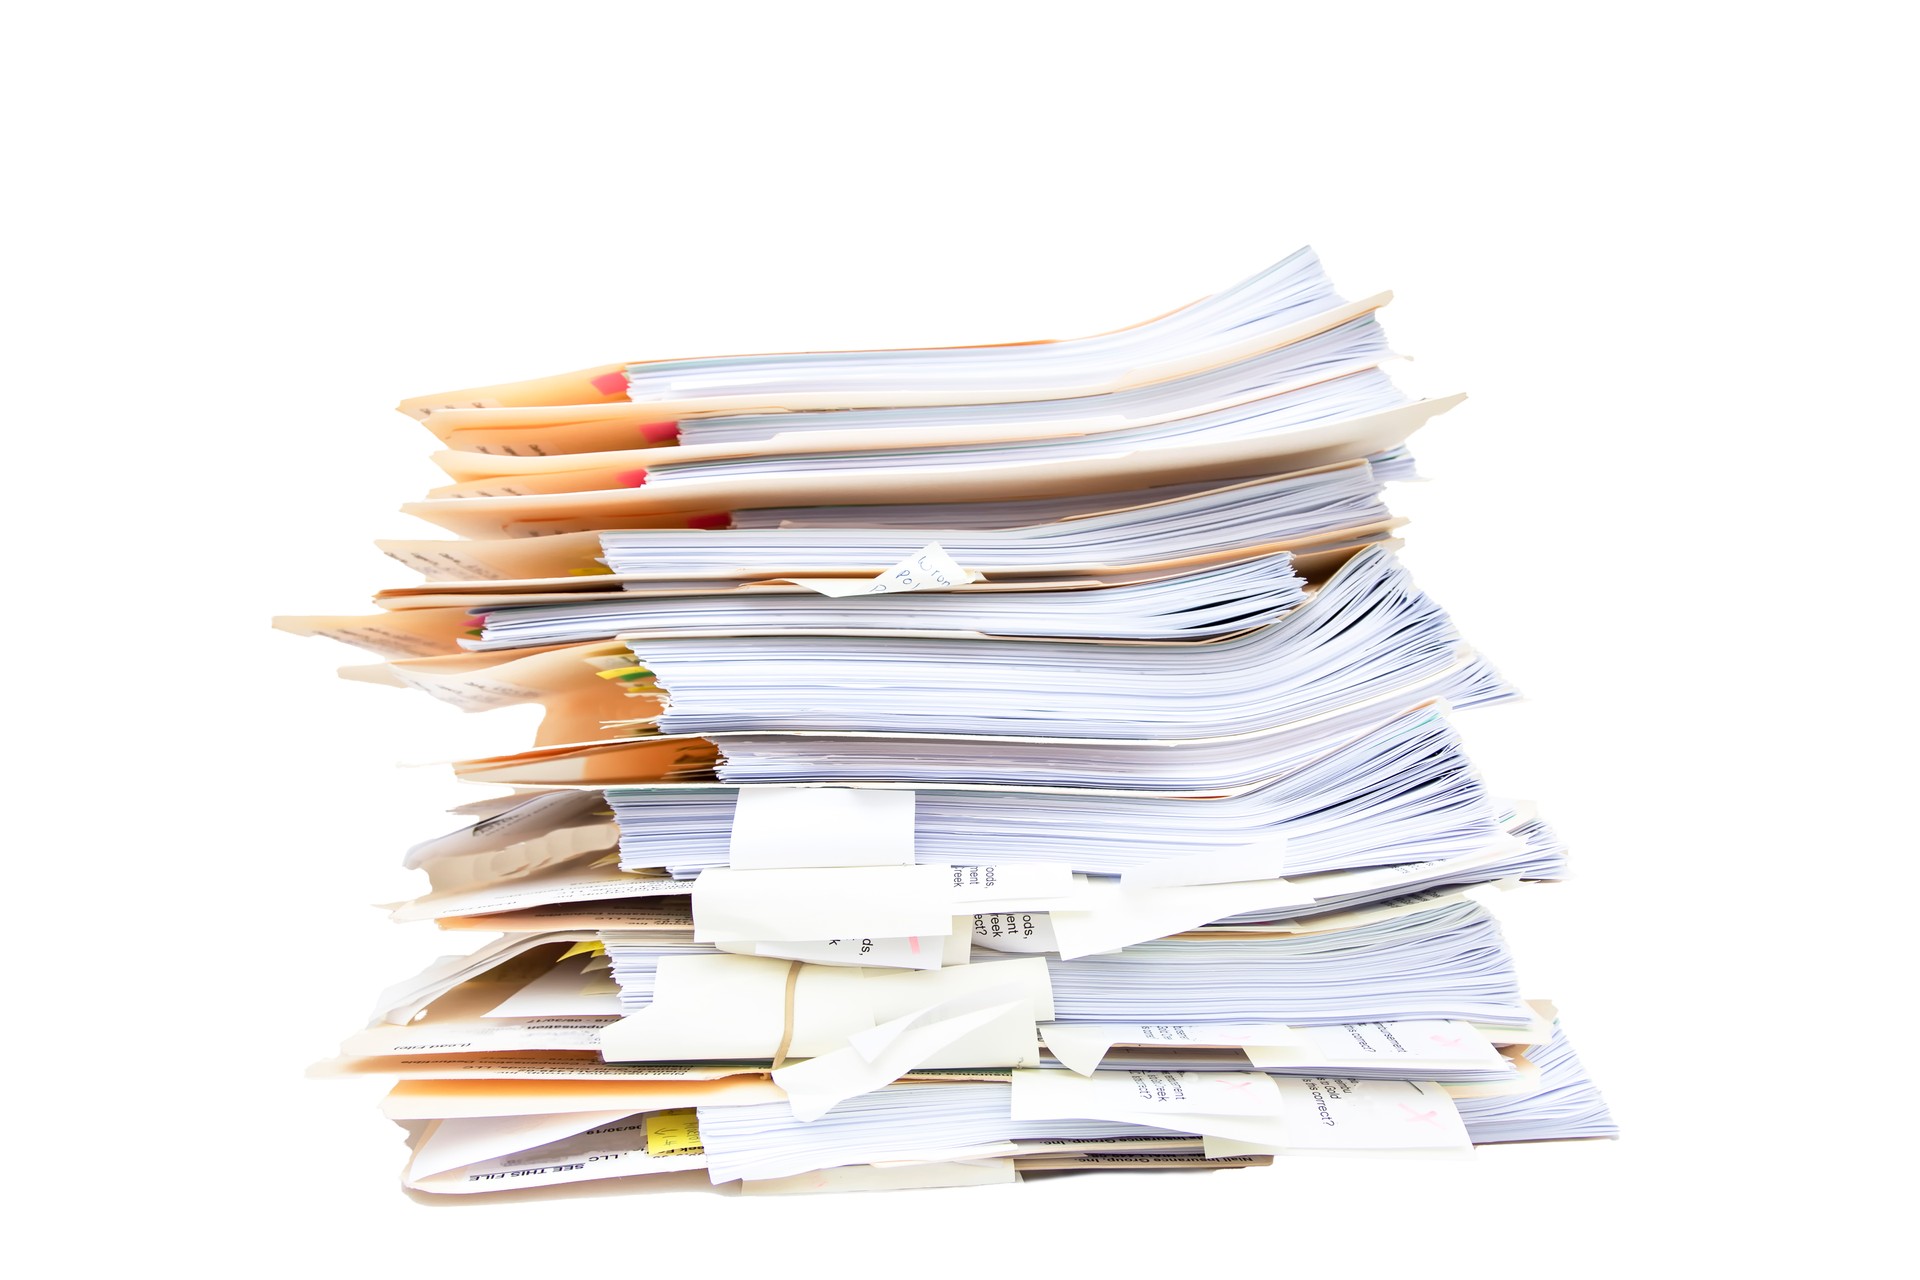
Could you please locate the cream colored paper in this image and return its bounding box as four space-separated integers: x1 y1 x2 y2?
1009 1068 1297 1146
392 863 686 924
1203 1077 1471 1157
373 932 598 1025
481 955 624 1018
772 987 1038 1122
865 956 1054 1027
411 817 619 895
946 863 1079 911
741 934 947 971
337 1017 612 1057
598 954 875 1062
398 361 628 422
341 641 628 713
378 529 611 582
406 790 609 869
340 956 613 1057
1047 875 1317 959
1284 1019 1503 1066
272 608 477 658
1040 1022 1304 1076
598 953 1052 1065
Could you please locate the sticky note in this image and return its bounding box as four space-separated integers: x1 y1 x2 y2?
644 1108 704 1156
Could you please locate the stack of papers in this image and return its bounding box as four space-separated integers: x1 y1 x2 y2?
283 246 1613 1198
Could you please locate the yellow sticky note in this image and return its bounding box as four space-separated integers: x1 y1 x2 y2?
645 1108 704 1156
556 940 606 962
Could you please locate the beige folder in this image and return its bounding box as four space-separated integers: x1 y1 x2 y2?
426 353 1393 494
400 293 1389 456
376 462 1394 586
400 397 1454 539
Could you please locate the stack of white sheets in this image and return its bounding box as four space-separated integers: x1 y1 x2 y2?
283 246 1612 1199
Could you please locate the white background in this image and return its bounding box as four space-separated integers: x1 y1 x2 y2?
9 2 1915 1273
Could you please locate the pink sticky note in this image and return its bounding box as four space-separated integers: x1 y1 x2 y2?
590 371 628 396
638 420 680 443
616 469 649 487
685 512 731 530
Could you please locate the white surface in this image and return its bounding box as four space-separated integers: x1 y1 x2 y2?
9 1 1913 1272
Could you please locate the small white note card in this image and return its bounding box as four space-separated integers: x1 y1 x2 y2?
728 787 917 869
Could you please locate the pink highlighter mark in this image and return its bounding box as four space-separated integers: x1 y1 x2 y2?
1430 1033 1463 1048
616 469 649 488
1398 1103 1443 1128
590 371 628 396
685 512 731 530
638 420 680 444
907 936 921 954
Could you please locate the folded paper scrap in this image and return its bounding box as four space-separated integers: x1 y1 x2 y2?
284 245 1613 1197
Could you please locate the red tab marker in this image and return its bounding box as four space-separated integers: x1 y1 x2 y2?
616 469 649 487
590 371 629 396
638 420 681 443
685 512 731 530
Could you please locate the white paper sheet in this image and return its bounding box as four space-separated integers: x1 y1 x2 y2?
598 952 1053 1068
1012 1068 1288 1121
946 863 1080 910
774 986 1037 1121
1120 839 1287 889
408 1110 636 1181
1047 875 1317 959
1205 1077 1471 1157
727 786 917 869
1041 1022 1303 1076
691 865 956 942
